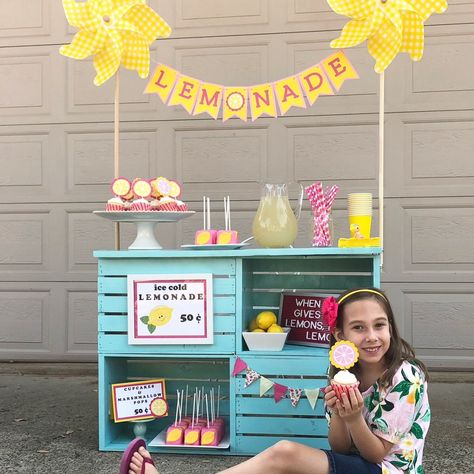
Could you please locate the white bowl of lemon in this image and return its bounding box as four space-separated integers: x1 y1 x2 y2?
242 311 290 351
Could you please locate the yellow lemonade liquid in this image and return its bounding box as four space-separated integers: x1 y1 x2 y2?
252 195 298 248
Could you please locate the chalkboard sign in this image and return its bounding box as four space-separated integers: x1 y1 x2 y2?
279 292 336 347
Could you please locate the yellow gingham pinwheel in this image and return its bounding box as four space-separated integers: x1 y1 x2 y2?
60 0 171 86
327 0 448 73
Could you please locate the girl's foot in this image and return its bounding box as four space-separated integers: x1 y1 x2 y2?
128 446 159 474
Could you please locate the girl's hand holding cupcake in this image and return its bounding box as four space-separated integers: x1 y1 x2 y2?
334 386 364 424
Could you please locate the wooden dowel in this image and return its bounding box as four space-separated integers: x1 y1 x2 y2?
378 72 385 269
114 72 120 251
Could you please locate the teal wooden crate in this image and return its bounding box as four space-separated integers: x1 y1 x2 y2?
98 355 232 453
95 248 381 455
97 258 238 355
233 355 330 454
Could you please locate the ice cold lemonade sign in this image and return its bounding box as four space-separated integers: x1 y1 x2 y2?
279 292 335 347
127 274 213 345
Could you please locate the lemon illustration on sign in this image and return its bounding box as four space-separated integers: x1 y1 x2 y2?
140 305 173 334
248 318 259 331
267 324 284 333
150 397 168 417
256 311 277 330
149 306 173 326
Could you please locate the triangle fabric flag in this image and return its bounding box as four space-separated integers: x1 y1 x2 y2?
273 383 288 403
259 377 274 397
232 357 248 376
245 368 261 388
289 388 303 407
304 388 320 410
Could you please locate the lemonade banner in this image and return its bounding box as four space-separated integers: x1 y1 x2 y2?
127 274 213 345
144 51 358 122
232 357 323 409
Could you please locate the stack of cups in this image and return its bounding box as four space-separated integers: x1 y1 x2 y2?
347 193 372 239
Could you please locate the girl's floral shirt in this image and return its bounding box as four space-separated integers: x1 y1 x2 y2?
327 360 431 474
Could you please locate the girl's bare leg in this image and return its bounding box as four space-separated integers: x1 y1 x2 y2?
217 440 330 474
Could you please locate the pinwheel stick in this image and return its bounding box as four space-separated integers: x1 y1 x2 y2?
378 73 384 268
114 72 121 250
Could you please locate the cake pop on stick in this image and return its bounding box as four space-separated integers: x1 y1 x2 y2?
201 393 219 446
217 196 239 244
182 384 192 424
195 197 217 245
166 390 184 445
184 391 201 445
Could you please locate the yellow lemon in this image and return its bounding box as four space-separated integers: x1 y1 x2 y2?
252 328 265 333
248 318 259 331
256 311 277 330
267 324 284 333
148 306 173 326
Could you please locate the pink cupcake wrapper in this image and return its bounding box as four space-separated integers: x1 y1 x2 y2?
159 203 178 211
106 204 124 211
331 381 360 401
178 203 188 211
131 202 151 211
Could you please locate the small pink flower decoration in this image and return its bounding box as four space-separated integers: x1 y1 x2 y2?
322 296 339 333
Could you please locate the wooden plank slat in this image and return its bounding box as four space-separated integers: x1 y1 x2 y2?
99 314 236 333
236 416 327 436
98 275 236 295
99 334 235 354
98 295 235 314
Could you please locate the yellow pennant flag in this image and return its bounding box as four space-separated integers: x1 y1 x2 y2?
249 84 278 121
168 75 200 114
144 64 178 103
274 76 306 115
298 65 334 106
193 83 224 119
223 88 248 122
322 51 359 91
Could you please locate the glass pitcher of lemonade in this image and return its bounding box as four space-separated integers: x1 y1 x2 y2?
252 182 304 248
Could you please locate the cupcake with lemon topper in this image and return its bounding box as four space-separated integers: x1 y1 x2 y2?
329 340 360 400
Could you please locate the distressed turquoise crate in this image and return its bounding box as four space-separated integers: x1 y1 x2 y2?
97 258 237 355
232 355 329 454
95 248 381 455
98 355 231 453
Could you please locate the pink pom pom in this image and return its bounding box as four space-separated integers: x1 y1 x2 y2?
322 296 338 332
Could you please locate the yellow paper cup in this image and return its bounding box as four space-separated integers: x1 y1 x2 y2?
349 215 372 239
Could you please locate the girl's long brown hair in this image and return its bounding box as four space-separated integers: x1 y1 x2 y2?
329 288 429 389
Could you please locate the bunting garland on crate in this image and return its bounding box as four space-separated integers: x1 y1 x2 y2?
289 388 303 407
232 358 324 410
244 368 261 388
273 383 289 404
259 377 274 397
304 388 321 410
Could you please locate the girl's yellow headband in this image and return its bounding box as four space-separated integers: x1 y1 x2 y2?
322 289 387 332
338 289 387 305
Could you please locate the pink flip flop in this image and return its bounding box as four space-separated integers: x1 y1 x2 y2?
120 438 156 474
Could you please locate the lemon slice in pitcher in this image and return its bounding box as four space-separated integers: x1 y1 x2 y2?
150 397 168 417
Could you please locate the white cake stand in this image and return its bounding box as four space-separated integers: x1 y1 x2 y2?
94 211 195 250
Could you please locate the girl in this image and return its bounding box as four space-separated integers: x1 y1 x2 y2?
121 288 430 474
